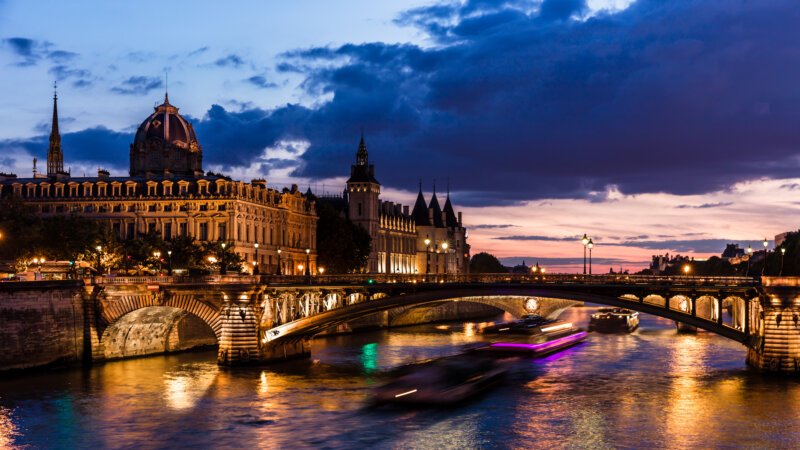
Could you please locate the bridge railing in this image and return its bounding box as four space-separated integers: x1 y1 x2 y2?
88 273 759 287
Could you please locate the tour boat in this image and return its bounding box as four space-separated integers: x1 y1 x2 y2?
473 329 588 357
588 308 639 333
481 315 577 338
371 356 509 406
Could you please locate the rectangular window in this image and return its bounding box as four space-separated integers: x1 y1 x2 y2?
148 204 156 212
218 204 226 211
164 223 172 240
179 222 187 237
56 205 65 213
128 205 135 212
127 223 135 239
70 205 80 213
112 222 121 237
246 225 250 242
127 186 135 196
199 204 208 211
164 204 172 212
98 206 107 213
148 223 156 233
358 203 362 216
164 185 172 195
180 185 187 195
179 204 187 212
113 205 122 212
218 224 227 240
199 223 208 241
42 205 51 213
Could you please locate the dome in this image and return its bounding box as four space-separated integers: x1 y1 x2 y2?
133 94 198 150
129 94 203 177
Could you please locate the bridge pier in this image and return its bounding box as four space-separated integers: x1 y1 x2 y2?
746 278 800 373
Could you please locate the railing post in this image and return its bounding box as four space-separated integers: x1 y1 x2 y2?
744 298 750 335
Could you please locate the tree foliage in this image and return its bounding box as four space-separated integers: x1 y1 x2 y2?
315 202 371 273
470 252 508 273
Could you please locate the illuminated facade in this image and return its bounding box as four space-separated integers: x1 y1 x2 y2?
339 136 470 274
0 93 317 275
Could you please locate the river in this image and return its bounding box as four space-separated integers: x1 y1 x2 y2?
2 305 800 448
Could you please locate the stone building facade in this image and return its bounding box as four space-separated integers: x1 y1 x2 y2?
328 136 470 274
0 93 317 275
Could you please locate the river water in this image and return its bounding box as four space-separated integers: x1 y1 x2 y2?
2 305 800 449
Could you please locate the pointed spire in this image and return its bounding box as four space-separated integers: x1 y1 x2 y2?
164 72 169 104
411 183 430 226
47 82 63 176
356 130 368 166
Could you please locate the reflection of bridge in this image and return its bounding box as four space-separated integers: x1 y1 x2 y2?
82 273 800 372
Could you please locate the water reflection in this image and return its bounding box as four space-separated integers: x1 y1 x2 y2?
3 306 800 448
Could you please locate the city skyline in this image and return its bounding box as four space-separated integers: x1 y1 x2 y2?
2 0 799 272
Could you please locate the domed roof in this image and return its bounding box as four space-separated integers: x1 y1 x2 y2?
133 94 198 150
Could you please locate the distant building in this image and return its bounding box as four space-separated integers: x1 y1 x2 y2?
649 253 690 274
0 91 318 274
721 244 745 260
775 232 791 248
320 135 470 274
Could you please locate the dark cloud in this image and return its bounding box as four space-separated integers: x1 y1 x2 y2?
676 202 733 209
3 37 40 65
219 0 800 206
495 234 579 241
214 54 245 68
188 46 209 56
471 224 517 229
601 238 742 254
0 126 131 171
110 76 163 95
34 117 76 133
246 75 278 89
48 50 78 62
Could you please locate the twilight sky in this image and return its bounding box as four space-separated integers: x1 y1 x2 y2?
1 0 799 272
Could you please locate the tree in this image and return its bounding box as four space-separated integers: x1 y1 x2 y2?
470 252 508 273
315 202 371 273
204 240 244 274
167 235 206 272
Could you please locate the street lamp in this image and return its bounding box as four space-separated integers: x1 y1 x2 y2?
587 239 594 275
746 245 753 276
253 243 260 275
305 248 311 277
781 247 786 276
441 242 449 275
683 264 691 275
298 264 304 275
154 251 161 274
762 238 769 276
95 246 102 275
276 248 282 276
424 237 431 274
581 234 589 275
318 267 325 275
167 250 172 275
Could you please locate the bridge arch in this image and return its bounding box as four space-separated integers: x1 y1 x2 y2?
97 292 222 360
263 286 750 344
100 306 218 360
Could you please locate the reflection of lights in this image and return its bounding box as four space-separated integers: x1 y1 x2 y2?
541 322 573 333
464 323 475 337
395 389 417 398
360 343 379 373
258 371 269 395
490 331 587 352
435 325 450 330
164 365 218 410
0 406 19 447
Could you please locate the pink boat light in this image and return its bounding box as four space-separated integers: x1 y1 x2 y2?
490 331 587 352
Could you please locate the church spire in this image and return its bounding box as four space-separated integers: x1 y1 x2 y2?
356 129 368 166
47 82 63 176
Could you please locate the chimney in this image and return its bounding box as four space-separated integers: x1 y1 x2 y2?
403 205 409 216
458 212 462 226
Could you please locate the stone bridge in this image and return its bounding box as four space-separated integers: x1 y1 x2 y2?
68 273 800 373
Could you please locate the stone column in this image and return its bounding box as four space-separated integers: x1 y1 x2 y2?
746 278 800 373
217 293 260 365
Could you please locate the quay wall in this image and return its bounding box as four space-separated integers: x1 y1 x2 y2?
0 281 85 372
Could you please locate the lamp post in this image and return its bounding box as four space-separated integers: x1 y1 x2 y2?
208 256 217 272
441 242 449 276
167 250 172 276
253 243 260 275
154 251 161 274
746 245 753 276
781 247 786 276
95 245 102 276
581 234 589 275
424 237 431 275
305 248 311 280
276 248 282 275
587 239 594 275
683 264 691 275
761 238 769 276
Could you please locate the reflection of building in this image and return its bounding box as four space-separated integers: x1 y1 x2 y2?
323 136 469 274
0 92 317 275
